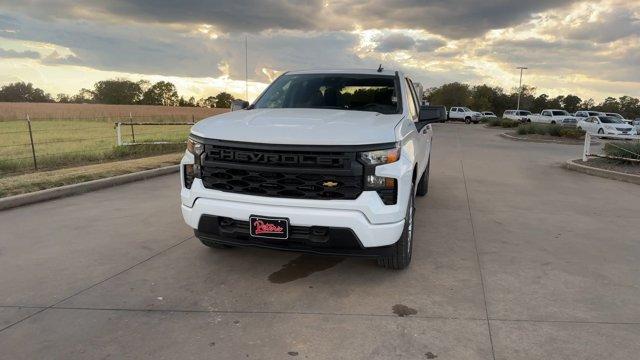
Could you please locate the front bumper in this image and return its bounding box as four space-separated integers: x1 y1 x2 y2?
181 197 405 249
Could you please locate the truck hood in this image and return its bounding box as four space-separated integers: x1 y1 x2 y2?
191 108 403 145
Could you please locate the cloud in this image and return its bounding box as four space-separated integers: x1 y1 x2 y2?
1 0 579 39
375 33 415 52
0 47 40 59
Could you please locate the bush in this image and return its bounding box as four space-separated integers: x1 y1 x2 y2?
547 124 562 137
604 141 640 160
500 119 519 128
534 124 547 135
559 127 586 139
487 118 502 127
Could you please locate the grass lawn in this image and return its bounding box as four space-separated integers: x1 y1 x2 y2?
0 153 183 198
1 119 191 175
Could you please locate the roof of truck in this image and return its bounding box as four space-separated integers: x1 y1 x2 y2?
286 68 398 76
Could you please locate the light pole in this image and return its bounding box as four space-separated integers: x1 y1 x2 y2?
516 66 528 111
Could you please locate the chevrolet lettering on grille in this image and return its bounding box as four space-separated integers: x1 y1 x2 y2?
209 148 344 167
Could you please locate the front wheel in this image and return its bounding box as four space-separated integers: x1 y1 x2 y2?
377 184 415 270
416 159 430 197
465 117 471 124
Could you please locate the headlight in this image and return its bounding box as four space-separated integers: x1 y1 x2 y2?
360 147 400 165
187 137 204 156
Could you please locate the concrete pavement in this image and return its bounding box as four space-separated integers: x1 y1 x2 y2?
1 123 639 359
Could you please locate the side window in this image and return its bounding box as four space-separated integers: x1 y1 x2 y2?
404 79 418 121
542 111 550 116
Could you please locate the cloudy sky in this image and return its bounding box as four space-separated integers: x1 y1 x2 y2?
0 0 638 101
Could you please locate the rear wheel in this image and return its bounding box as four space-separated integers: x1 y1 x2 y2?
377 183 415 270
598 128 604 134
551 121 556 124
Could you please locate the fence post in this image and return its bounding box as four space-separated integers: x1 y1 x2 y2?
129 112 135 143
116 122 122 146
26 114 38 170
192 114 195 123
582 132 590 162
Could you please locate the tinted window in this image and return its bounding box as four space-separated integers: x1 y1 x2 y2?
598 116 623 124
254 73 399 114
552 110 569 116
517 111 531 115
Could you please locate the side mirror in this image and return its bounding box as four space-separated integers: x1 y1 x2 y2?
230 99 249 111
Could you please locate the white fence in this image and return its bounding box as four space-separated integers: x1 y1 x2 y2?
582 132 640 162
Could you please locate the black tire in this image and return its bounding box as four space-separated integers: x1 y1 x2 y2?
199 237 234 249
598 128 604 134
416 159 430 197
377 184 415 270
551 121 556 124
465 117 471 124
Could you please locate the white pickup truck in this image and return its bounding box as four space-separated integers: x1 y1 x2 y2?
448 107 482 124
181 69 438 269
530 109 578 126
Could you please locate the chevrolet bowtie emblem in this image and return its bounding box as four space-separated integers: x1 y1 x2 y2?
322 181 338 188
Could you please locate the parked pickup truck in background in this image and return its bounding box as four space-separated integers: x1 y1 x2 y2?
530 109 577 126
181 68 440 269
448 107 481 124
503 109 532 122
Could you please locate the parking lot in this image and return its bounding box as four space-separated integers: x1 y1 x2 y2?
1 123 639 359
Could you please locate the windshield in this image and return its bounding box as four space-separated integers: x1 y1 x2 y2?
517 111 531 115
253 73 400 114
599 116 624 124
606 113 623 119
552 110 570 116
462 107 472 112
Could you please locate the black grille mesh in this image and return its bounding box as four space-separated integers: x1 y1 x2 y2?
199 143 364 200
201 167 362 199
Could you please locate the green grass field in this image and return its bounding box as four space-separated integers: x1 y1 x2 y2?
0 119 191 176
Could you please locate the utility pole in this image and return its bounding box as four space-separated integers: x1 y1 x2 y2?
516 66 528 111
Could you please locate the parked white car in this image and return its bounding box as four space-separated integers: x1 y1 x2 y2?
632 120 640 135
577 115 636 136
530 109 577 126
605 113 633 124
448 107 482 124
503 110 532 122
481 111 497 119
574 110 606 119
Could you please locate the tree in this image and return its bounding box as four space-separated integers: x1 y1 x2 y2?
0 82 52 102
618 95 640 119
531 94 549 113
595 97 621 113
561 94 582 113
214 92 235 108
93 79 144 104
141 81 179 106
580 98 595 110
56 93 71 103
425 82 471 108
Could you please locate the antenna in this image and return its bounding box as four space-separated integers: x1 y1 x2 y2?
377 64 384 73
245 35 248 101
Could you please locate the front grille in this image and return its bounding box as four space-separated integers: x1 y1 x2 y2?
615 127 629 132
199 142 364 200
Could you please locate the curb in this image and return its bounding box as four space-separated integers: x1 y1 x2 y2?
563 159 640 185
0 165 179 211
499 132 586 145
